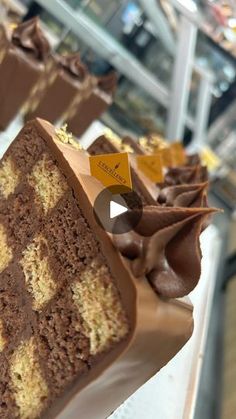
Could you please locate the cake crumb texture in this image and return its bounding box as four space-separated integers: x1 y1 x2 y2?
5 125 46 173
0 264 29 351
0 122 129 418
72 260 129 355
28 153 68 213
10 337 48 419
0 361 19 418
0 183 41 253
21 235 57 311
37 288 90 396
0 157 20 199
44 193 98 280
0 319 6 352
0 223 12 273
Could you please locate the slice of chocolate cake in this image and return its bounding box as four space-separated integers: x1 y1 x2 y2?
0 119 195 418
0 18 50 130
0 119 133 418
24 53 89 124
66 71 117 137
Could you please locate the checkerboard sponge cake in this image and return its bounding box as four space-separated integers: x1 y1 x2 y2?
0 120 131 418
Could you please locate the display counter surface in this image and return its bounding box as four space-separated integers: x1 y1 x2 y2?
0 119 222 419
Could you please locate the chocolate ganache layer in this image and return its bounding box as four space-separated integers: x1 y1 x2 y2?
114 206 218 298
12 17 50 61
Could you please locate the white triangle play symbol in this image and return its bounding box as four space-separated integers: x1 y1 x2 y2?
110 200 128 219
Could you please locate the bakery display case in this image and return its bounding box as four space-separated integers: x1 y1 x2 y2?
197 0 236 59
29 0 235 144
208 99 236 212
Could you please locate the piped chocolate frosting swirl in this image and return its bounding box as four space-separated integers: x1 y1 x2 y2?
157 182 208 208
114 206 217 298
163 165 208 187
12 17 50 61
187 153 201 166
97 71 118 94
59 53 88 81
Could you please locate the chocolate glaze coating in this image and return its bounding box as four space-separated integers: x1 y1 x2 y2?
25 53 88 123
0 21 50 129
65 72 117 137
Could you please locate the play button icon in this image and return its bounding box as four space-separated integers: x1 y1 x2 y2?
110 201 128 219
93 185 143 234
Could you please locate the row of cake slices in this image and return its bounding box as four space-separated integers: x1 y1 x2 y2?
0 120 131 419
0 17 117 133
78 128 219 298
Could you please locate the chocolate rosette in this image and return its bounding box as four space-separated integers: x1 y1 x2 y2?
12 17 50 61
162 164 208 187
97 71 118 94
114 206 218 298
157 182 208 208
187 153 201 166
59 53 88 81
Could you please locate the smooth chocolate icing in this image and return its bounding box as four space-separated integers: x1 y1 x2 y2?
12 17 50 61
97 71 117 94
59 53 88 81
114 206 217 298
157 182 208 208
